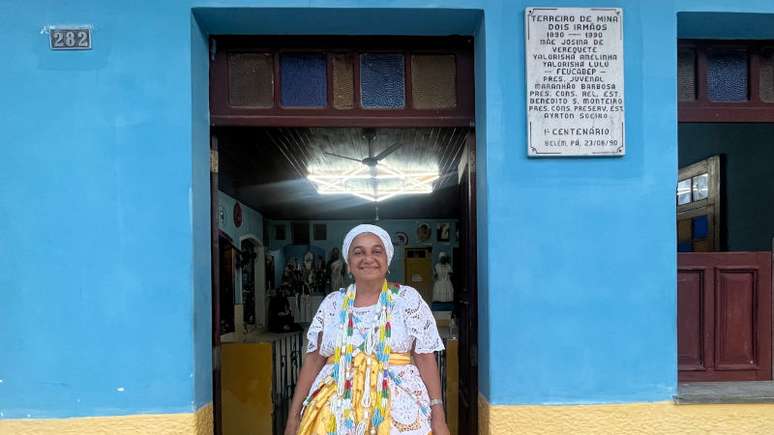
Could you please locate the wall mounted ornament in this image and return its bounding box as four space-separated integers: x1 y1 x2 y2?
233 202 243 228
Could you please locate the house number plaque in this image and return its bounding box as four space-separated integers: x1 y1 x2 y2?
49 27 92 50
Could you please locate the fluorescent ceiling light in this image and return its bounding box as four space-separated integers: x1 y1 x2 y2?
307 162 439 202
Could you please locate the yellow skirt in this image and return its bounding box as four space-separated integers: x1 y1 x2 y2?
298 352 412 435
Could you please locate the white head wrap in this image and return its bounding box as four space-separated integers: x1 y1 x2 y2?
342 224 393 265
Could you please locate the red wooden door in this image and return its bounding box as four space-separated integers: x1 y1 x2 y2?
678 252 772 382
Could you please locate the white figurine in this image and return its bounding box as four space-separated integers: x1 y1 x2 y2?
303 251 315 288
329 248 345 293
432 252 454 302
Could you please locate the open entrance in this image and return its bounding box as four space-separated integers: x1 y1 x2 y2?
208 36 478 434
676 36 774 387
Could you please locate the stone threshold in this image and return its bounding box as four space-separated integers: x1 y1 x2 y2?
675 381 774 404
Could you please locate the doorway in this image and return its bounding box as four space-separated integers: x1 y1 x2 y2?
208 36 479 435
676 39 774 383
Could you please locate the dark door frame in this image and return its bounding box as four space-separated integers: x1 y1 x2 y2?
210 134 223 435
456 131 478 434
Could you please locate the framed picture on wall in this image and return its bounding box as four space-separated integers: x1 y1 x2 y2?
416 223 431 242
394 232 408 246
292 222 310 245
313 223 327 241
275 224 286 241
437 223 450 242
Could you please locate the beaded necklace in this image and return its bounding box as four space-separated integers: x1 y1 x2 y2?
329 280 397 435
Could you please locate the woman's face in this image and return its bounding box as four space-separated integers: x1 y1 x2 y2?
348 233 388 283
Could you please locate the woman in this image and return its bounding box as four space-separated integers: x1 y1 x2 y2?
285 224 450 435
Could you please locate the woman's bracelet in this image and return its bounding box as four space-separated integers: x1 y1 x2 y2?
429 398 443 407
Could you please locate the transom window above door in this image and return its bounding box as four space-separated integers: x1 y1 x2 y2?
210 36 474 127
679 40 774 122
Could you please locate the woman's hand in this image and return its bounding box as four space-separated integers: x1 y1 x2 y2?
412 351 448 435
284 347 326 435
284 413 300 435
431 412 450 435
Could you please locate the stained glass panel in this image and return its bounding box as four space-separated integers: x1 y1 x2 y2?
760 48 774 103
707 49 748 102
678 48 696 102
360 53 405 109
280 53 327 108
228 53 274 108
692 215 709 239
412 55 457 109
332 54 354 110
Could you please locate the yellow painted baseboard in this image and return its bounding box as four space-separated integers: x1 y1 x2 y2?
479 394 774 434
0 403 213 435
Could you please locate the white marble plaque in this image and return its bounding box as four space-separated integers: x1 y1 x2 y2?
526 7 625 157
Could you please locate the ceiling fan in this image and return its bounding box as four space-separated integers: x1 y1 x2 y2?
308 128 437 211
323 128 404 172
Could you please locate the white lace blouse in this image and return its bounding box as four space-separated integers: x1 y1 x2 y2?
305 285 444 434
306 285 444 356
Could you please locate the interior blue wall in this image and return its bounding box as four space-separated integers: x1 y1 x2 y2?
7 0 774 421
218 192 264 252
266 219 459 286
217 192 264 305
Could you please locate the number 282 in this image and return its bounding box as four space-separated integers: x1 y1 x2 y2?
51 29 90 49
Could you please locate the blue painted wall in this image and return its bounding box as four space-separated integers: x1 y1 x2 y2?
0 1 198 418
5 0 774 421
478 0 678 404
191 14 212 411
0 1 483 420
